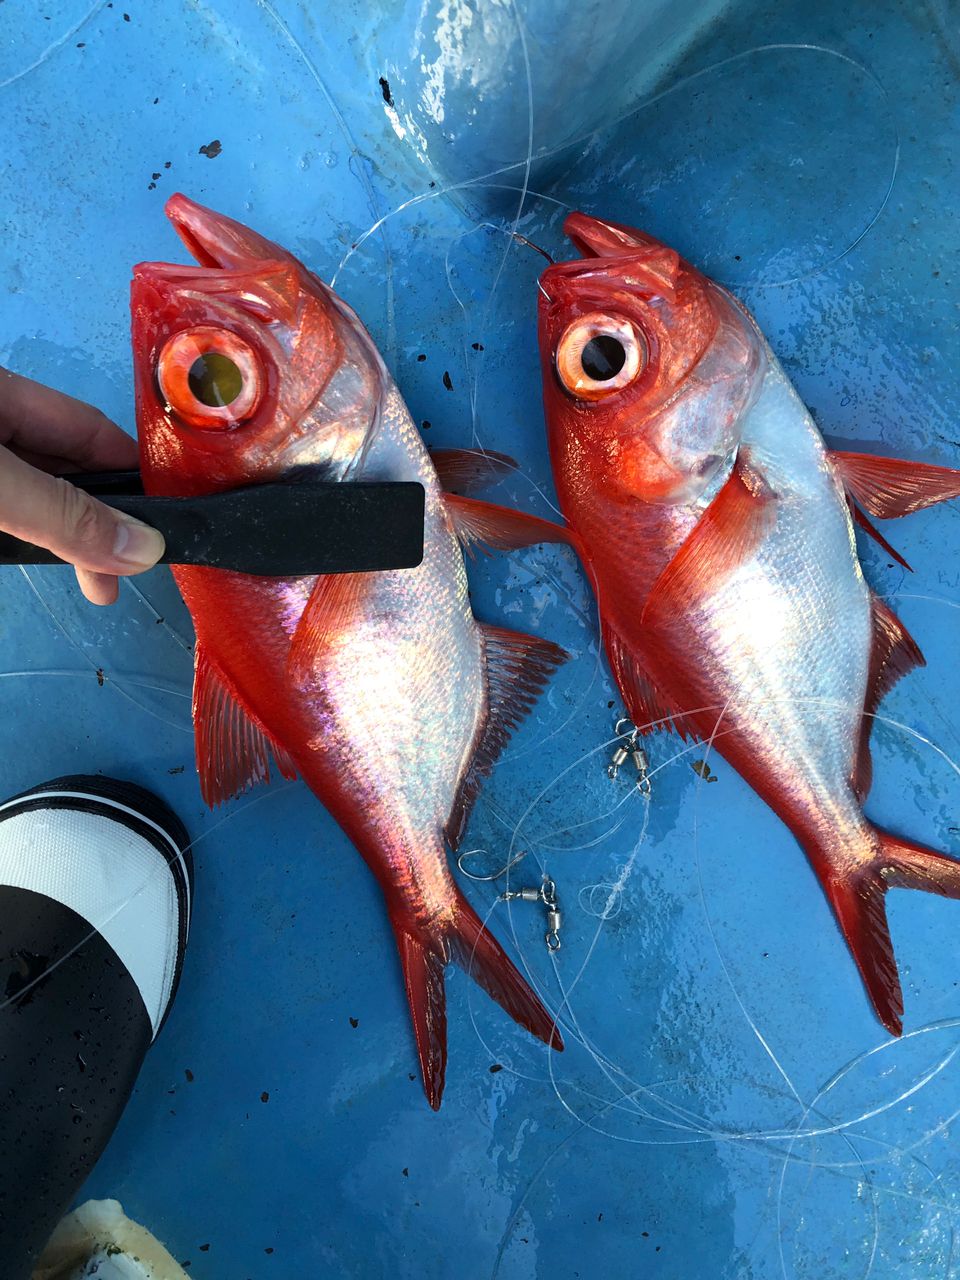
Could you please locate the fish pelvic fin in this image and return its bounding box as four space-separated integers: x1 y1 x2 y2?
818 828 960 1037
444 624 568 850
193 641 298 807
391 890 563 1111
605 625 694 740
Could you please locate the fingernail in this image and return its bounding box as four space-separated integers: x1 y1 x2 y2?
113 512 166 568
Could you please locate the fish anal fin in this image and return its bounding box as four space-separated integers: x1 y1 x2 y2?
287 572 372 685
444 624 568 849
852 595 926 802
830 450 960 519
643 451 777 625
849 501 913 571
444 494 578 557
605 626 691 740
193 641 298 808
431 448 517 494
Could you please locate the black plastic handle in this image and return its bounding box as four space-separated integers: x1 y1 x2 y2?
0 473 425 576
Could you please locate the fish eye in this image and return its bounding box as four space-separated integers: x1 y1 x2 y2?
157 326 264 429
556 313 646 401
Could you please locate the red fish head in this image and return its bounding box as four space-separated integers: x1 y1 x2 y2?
132 194 384 497
538 213 766 506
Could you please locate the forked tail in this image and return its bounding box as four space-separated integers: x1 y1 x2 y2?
820 827 960 1035
391 889 563 1110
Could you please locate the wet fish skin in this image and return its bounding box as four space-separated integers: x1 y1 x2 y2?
132 194 566 1107
538 211 960 1034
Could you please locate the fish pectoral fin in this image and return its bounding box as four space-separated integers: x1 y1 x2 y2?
193 641 298 808
287 571 373 685
642 450 777 625
430 447 518 494
444 624 568 850
443 493 580 557
853 595 926 802
830 450 960 519
605 627 694 740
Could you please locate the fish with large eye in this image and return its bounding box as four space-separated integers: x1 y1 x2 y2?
157 326 264 428
555 312 647 400
133 194 580 1110
539 210 960 1040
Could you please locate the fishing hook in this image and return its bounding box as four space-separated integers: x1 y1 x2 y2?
456 851 562 952
456 847 528 882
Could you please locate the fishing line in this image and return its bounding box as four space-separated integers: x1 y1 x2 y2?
0 0 105 91
466 692 960 1146
465 680 960 1272
121 576 193 656
462 0 536 454
19 566 193 735
332 44 897 295
257 0 399 364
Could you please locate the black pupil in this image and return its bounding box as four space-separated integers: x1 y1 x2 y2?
581 334 626 381
188 352 243 407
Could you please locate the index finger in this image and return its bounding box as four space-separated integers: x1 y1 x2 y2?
0 367 139 471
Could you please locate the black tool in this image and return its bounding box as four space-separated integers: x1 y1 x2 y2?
0 471 425 575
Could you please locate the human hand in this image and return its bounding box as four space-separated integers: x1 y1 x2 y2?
0 367 165 605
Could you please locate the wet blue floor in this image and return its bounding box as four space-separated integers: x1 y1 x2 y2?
2 1 960 1275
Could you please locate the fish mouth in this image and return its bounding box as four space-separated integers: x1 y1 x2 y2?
562 211 665 259
538 212 682 303
164 193 287 271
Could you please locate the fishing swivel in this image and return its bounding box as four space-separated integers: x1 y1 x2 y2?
607 718 651 794
501 876 562 952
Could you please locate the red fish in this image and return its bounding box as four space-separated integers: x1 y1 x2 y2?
538 212 960 1035
132 195 570 1107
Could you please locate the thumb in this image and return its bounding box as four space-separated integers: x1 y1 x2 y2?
0 445 165 573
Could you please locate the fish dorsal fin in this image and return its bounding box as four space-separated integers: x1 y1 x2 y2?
830 450 960 519
642 451 777 626
444 624 568 850
443 494 578 556
430 448 517 494
288 572 372 685
604 626 693 740
852 595 926 802
193 642 298 808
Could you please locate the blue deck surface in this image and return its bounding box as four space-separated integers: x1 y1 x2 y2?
2 1 960 1275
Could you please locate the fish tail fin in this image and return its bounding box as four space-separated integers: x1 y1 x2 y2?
390 893 562 1111
820 828 960 1037
391 922 449 1111
447 889 564 1055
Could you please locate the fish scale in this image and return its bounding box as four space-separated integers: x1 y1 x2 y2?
539 210 960 1035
